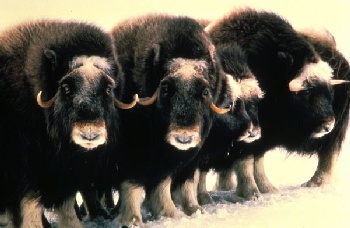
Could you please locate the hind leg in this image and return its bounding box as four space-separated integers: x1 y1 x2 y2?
216 170 237 191
234 155 261 200
254 154 278 193
303 149 339 187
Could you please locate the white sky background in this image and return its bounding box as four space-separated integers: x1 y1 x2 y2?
1 0 350 60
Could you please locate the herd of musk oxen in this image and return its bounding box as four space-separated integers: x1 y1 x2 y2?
0 7 349 227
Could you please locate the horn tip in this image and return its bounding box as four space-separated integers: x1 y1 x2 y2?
134 94 139 102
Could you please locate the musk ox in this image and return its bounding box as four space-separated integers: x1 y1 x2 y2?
205 8 350 199
0 20 133 227
110 14 230 226
169 43 264 214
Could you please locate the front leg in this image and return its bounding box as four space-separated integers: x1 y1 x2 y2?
197 170 214 205
302 149 339 187
113 181 144 227
147 176 180 219
0 209 14 228
79 187 111 220
234 155 261 200
57 195 84 228
172 170 204 216
254 154 278 194
215 170 237 191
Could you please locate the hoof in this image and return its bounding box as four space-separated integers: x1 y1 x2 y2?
236 185 261 200
302 173 331 187
198 192 214 205
183 204 205 216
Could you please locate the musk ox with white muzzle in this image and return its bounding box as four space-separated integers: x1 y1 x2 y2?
205 8 350 200
0 20 133 227
168 43 264 215
110 14 229 226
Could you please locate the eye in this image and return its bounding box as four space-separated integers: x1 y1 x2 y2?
106 85 113 95
61 84 70 95
202 88 210 98
161 83 169 94
302 87 312 95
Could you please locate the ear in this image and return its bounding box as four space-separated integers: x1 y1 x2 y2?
142 44 161 95
40 49 58 102
44 49 57 72
151 44 160 66
143 44 160 67
277 52 294 69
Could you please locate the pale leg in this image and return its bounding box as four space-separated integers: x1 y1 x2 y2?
234 155 261 200
215 170 237 191
254 154 278 193
114 181 144 227
172 170 203 216
147 176 179 219
303 150 339 187
57 195 84 228
197 171 214 205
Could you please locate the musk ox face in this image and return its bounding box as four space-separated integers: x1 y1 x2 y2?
157 58 215 150
216 43 264 143
225 74 264 143
38 55 119 150
60 56 116 149
289 59 338 138
238 77 264 143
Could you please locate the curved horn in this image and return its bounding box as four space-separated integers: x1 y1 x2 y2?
289 79 306 92
115 94 139 109
37 91 55 108
210 102 231 114
330 79 350 85
138 88 158 106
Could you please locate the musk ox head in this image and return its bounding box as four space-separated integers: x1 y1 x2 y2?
237 76 264 142
37 53 136 150
217 44 264 143
220 73 263 144
271 32 349 139
162 58 227 150
138 58 230 151
288 59 347 138
274 28 349 139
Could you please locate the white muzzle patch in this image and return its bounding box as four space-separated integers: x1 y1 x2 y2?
311 118 335 138
238 123 261 143
71 122 107 149
167 126 201 150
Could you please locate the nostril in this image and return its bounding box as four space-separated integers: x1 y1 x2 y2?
247 123 255 137
323 119 335 132
248 130 255 137
174 134 193 144
81 132 100 141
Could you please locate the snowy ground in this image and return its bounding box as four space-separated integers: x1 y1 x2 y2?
146 147 350 228
86 129 350 228
45 126 350 228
